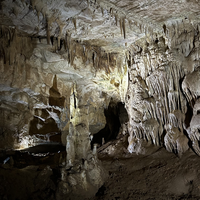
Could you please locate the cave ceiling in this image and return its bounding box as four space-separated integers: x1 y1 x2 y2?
1 0 200 52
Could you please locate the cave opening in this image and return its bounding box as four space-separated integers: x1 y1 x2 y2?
183 99 194 150
91 101 129 148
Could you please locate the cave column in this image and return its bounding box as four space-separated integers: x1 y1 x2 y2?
66 82 90 167
66 82 77 166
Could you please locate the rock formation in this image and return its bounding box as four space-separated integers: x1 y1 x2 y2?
1 0 200 199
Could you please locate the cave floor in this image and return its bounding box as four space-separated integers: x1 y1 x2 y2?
90 146 200 200
1 144 200 200
0 144 66 200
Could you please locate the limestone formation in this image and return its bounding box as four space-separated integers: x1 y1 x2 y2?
1 0 200 199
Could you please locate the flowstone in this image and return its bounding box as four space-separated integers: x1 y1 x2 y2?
126 19 200 156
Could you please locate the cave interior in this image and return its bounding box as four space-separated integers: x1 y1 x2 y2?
1 0 200 199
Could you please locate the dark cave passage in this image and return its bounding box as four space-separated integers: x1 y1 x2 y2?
184 99 194 129
91 101 129 148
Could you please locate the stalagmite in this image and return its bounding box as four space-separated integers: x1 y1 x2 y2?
93 143 98 154
164 124 189 157
66 123 75 167
182 66 200 102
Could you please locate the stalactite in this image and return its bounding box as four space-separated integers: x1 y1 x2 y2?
70 47 72 66
126 19 200 156
57 36 61 50
30 0 36 10
95 54 99 74
73 18 77 32
64 34 68 51
107 53 109 67
110 8 113 17
65 32 71 63
41 8 46 19
92 51 95 68
101 7 104 17
120 18 122 36
115 14 118 26
122 18 126 39
36 9 40 22
46 17 50 45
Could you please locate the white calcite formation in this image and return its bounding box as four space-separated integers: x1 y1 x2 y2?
2 0 200 199
126 18 200 157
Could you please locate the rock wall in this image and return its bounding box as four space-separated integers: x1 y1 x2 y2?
0 26 128 149
126 18 200 157
0 25 128 198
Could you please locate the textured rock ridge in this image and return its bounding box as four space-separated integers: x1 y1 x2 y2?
126 18 200 157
